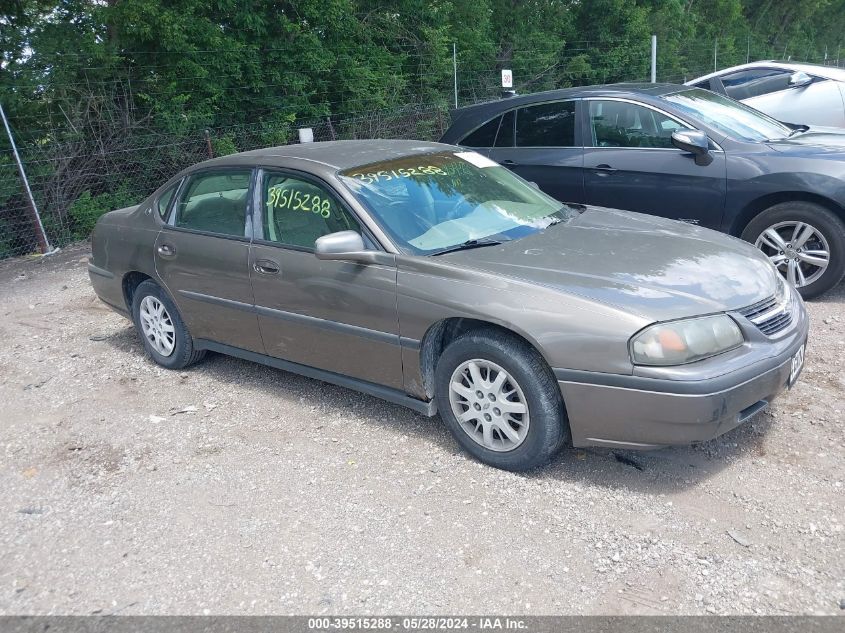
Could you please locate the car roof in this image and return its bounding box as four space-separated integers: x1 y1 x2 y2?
442 83 688 141
193 139 456 173
686 61 845 84
452 82 682 115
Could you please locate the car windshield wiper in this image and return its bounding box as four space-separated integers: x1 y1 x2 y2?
430 238 507 256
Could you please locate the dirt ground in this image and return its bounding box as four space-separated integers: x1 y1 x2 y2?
0 244 842 616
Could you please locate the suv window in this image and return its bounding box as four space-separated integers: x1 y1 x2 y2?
516 101 576 147
174 171 251 236
461 116 501 147
495 110 515 147
262 173 362 249
588 100 688 148
719 69 792 99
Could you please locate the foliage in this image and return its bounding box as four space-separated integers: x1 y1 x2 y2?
1 0 843 252
67 187 139 239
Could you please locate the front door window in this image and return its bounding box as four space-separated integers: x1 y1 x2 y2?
588 101 689 149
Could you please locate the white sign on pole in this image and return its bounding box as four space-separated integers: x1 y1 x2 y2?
501 69 513 88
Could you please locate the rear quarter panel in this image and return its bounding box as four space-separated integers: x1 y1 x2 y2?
89 201 160 312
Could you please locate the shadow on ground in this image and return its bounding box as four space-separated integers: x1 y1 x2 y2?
99 318 773 496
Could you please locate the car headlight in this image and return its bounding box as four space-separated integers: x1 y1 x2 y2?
630 314 744 366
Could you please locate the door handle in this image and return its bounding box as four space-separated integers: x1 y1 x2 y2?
253 259 280 275
156 243 176 258
501 159 518 166
592 164 617 173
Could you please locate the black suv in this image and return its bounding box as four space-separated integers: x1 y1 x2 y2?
440 84 845 298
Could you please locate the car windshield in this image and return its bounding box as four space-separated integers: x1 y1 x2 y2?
662 88 793 142
338 151 576 254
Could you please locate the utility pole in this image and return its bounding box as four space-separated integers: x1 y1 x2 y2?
0 103 52 254
452 43 458 109
714 40 718 72
650 35 657 83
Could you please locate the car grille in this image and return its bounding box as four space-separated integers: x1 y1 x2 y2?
738 294 793 336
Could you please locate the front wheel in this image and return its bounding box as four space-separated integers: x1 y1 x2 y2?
741 202 845 299
434 328 569 471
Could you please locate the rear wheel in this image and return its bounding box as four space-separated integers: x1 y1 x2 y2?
741 202 845 299
434 328 569 471
131 280 206 369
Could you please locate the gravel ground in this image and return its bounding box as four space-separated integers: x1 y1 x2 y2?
0 244 843 616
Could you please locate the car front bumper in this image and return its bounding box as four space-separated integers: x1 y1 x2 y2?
555 300 809 450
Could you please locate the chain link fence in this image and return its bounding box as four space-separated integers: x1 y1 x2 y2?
0 103 449 259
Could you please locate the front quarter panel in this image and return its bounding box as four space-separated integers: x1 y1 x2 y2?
723 144 845 233
396 256 649 399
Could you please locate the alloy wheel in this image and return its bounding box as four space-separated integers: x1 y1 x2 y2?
139 296 176 357
755 220 830 288
448 359 530 452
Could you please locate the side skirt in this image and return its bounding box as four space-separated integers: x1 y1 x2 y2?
194 339 438 417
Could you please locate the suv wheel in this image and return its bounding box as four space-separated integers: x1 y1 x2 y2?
131 280 206 369
741 202 845 299
434 328 569 471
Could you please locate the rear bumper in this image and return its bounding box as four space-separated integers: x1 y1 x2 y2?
556 312 809 450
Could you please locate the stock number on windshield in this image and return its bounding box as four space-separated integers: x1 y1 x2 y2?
348 166 447 184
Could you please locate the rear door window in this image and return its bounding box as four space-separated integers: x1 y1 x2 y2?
157 184 177 219
461 116 502 147
495 110 515 147
515 101 576 147
174 171 251 237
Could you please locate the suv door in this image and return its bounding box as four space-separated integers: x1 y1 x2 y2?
582 99 727 229
154 168 264 353
486 100 585 203
249 170 402 388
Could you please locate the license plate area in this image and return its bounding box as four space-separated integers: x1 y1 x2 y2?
788 344 805 388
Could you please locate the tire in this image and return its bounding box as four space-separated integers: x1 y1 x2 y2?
131 280 206 369
741 202 845 300
434 328 569 471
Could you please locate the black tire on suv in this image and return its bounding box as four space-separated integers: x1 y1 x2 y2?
742 202 845 299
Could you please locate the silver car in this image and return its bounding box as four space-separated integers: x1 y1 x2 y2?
687 61 845 128
88 140 809 471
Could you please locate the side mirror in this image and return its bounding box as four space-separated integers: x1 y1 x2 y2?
788 71 812 88
315 230 373 263
671 129 713 166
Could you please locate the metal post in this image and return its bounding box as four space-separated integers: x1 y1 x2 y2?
650 35 657 83
204 129 214 158
0 103 51 254
452 43 458 109
747 34 750 63
714 40 718 72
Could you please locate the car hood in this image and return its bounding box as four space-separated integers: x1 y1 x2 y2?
439 207 779 321
767 126 845 153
